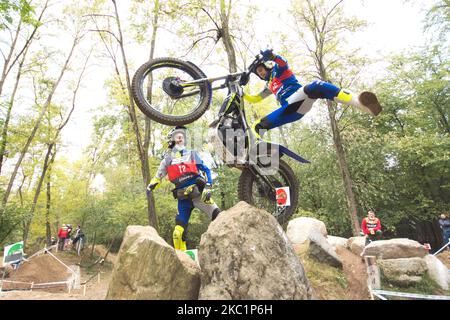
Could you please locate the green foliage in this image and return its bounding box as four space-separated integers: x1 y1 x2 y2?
0 0 36 29
380 271 445 297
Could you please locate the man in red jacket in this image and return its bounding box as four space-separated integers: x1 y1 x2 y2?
57 224 68 251
361 210 382 246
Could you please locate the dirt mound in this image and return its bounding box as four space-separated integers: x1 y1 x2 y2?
2 253 71 292
296 245 371 300
335 246 371 300
93 245 117 264
436 251 450 269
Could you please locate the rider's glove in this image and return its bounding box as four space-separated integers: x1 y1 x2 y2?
260 49 275 61
147 177 161 195
239 72 250 86
202 184 213 204
184 185 195 196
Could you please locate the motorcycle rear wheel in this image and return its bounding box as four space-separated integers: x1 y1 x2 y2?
237 159 299 225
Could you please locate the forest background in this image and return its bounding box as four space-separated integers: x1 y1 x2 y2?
0 0 448 254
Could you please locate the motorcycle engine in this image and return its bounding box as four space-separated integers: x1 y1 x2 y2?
209 116 247 165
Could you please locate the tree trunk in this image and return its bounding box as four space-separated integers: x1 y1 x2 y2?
0 0 49 97
45 171 52 247
0 46 29 174
23 143 56 249
0 35 79 222
112 0 158 229
219 0 237 73
220 191 226 209
302 0 362 236
143 0 159 227
327 101 360 235
0 20 22 97
279 126 289 146
90 230 97 258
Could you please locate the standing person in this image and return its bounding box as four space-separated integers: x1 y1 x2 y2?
66 224 73 249
244 49 382 139
72 225 85 247
438 213 450 251
147 126 221 251
72 225 86 254
361 210 382 246
57 224 68 251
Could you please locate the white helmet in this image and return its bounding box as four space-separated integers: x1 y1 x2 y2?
167 126 187 149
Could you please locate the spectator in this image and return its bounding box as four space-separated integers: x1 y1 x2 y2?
438 213 450 251
72 225 85 247
361 210 382 246
66 224 73 249
66 224 73 238
57 224 68 251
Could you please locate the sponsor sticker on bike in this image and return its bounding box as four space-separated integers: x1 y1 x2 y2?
276 187 290 207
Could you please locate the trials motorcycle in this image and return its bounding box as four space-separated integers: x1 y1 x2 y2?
131 54 310 224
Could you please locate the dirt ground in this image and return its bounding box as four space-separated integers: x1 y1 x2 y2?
335 246 371 300
436 250 450 269
0 249 113 300
93 244 118 264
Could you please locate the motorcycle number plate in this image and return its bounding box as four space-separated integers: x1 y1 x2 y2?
167 161 198 182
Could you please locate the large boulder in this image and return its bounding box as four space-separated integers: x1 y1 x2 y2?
199 201 314 300
378 257 427 287
348 237 366 256
326 235 349 249
286 217 327 245
424 254 450 291
298 233 343 268
106 225 201 300
362 239 428 259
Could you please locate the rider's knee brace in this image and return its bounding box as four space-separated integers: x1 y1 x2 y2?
173 225 187 251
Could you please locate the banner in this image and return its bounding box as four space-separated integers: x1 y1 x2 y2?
3 241 24 265
185 249 199 265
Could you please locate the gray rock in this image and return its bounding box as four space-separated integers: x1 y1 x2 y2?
348 236 366 256
424 254 449 290
286 217 327 245
306 233 343 268
362 238 428 259
199 201 314 300
326 235 349 249
106 225 201 300
378 257 427 287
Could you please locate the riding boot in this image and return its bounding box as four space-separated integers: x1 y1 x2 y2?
334 89 382 116
173 225 186 250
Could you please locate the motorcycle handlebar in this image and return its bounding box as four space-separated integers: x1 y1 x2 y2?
237 54 264 86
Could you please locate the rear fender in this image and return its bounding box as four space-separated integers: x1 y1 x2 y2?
278 144 310 164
